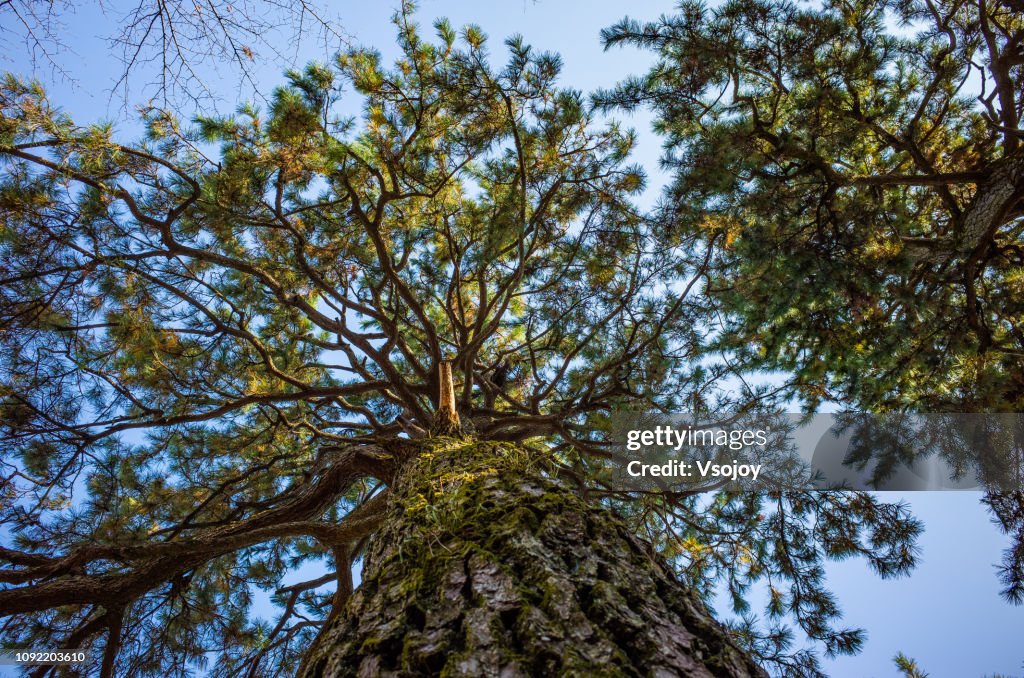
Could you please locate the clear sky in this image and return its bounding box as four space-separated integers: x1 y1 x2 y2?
1 1 1022 676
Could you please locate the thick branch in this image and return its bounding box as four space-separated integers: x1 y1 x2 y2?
0 448 391 617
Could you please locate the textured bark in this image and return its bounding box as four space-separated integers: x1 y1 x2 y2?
956 151 1024 256
905 151 1024 263
429 361 462 437
300 439 766 678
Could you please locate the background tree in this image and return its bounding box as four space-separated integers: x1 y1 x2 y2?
598 0 1024 412
2 7 920 676
596 0 1024 605
1 0 348 106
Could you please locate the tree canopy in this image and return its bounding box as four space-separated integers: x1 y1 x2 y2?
598 0 1024 412
597 0 1024 619
2 7 925 677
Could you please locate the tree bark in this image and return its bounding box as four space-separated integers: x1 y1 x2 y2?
430 361 462 437
904 151 1024 263
299 438 765 677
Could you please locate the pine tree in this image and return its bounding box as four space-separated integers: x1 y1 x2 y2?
595 0 1024 615
1 7 921 676
597 0 1024 412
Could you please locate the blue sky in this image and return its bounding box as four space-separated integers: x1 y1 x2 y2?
1 1 1023 676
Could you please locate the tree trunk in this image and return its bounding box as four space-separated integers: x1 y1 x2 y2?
299 438 765 677
429 361 462 438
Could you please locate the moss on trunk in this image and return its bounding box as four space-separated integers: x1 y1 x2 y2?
300 438 766 677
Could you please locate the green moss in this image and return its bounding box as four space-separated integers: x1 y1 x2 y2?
306 436 765 677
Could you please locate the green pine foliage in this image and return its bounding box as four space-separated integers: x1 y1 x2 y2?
2 5 925 677
894 652 929 677
596 0 1024 413
596 0 1024 623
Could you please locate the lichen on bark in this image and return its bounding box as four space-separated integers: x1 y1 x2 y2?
300 438 766 677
